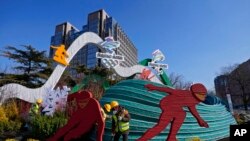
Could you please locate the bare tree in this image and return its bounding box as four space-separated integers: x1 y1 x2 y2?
169 72 192 90
207 90 216 95
217 61 250 111
215 64 238 100
218 64 238 75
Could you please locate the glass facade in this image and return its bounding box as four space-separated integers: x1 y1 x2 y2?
50 9 138 75
86 45 98 68
88 19 100 34
105 17 117 37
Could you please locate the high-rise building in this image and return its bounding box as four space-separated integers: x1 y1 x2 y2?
49 22 80 58
214 75 229 101
50 9 138 71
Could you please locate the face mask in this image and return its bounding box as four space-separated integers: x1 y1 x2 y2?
113 110 117 115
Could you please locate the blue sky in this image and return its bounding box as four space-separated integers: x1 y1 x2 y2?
0 0 250 90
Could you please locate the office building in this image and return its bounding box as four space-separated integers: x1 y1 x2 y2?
49 22 80 59
50 9 138 71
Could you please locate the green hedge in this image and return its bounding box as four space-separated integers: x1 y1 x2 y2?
31 111 68 139
0 120 22 136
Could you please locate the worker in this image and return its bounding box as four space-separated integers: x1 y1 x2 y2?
87 103 112 141
110 101 119 114
29 98 43 116
101 103 112 121
111 101 130 141
24 98 43 130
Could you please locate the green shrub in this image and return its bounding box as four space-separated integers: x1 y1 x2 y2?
3 100 19 120
0 119 7 134
186 137 202 141
0 101 22 135
27 139 40 141
234 113 246 125
0 106 8 121
5 139 18 141
5 120 22 132
31 111 67 139
0 119 22 135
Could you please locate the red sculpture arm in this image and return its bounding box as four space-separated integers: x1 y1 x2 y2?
95 101 105 141
188 106 209 128
97 120 104 141
145 84 174 94
47 111 81 141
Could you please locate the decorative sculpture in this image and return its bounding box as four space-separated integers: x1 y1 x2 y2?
48 91 104 141
100 36 121 54
140 68 155 80
42 86 70 116
137 83 209 141
51 44 69 66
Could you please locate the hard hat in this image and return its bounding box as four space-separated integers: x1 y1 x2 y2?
36 99 43 104
104 104 111 112
110 101 119 109
190 83 207 93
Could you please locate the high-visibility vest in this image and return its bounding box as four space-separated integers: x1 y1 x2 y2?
29 103 39 115
113 115 129 132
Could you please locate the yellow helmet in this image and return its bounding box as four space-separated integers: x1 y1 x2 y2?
110 101 119 109
104 104 111 112
36 99 43 104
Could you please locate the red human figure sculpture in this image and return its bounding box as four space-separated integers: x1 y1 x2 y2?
47 91 104 141
137 83 209 141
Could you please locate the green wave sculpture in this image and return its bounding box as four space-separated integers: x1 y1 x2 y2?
100 79 236 141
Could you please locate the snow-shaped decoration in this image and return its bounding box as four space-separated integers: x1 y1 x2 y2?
42 86 71 116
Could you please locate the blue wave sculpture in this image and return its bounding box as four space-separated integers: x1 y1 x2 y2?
100 79 236 141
